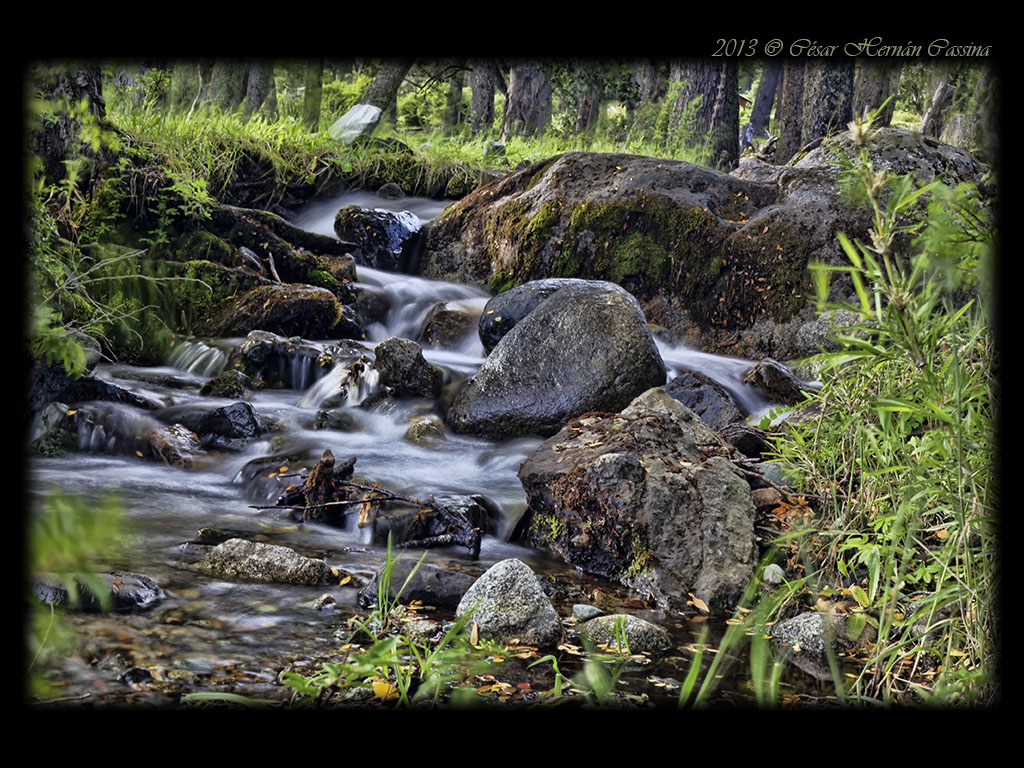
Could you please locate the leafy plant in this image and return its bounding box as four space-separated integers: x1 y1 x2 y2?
766 105 997 705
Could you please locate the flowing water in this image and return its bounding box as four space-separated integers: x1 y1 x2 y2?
26 192 828 708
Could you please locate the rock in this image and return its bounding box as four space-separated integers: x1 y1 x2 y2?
576 614 672 654
29 402 78 456
762 563 786 585
456 558 563 647
357 559 477 610
200 284 343 340
770 611 870 680
333 304 367 341
199 369 251 398
166 402 267 449
349 283 391 326
333 206 422 273
28 362 160 418
377 182 405 199
663 371 745 430
477 278 590 354
719 423 771 459
743 358 812 406
231 330 340 390
419 302 476 349
373 337 442 399
420 131 989 360
192 538 338 585
403 415 447 445
33 571 165 612
370 493 500 547
328 104 384 144
572 604 605 623
149 423 204 468
518 388 756 612
449 280 666 439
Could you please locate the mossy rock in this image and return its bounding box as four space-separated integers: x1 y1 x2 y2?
199 284 343 339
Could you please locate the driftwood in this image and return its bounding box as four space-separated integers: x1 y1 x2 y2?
252 450 482 557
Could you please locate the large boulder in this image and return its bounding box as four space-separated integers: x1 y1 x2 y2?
192 538 338 585
518 388 756 613
420 130 988 360
448 280 666 439
478 278 590 354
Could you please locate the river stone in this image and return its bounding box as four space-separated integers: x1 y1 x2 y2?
193 538 338 585
478 278 591 354
200 284 343 340
357 559 477 610
232 330 337 389
456 558 563 646
743 358 812 406
449 280 666 439
572 604 605 623
770 611 865 681
334 206 422 273
576 614 672 654
28 362 160 418
373 337 443 399
33 571 165 612
663 371 745 430
200 369 251 398
419 301 475 349
519 387 755 613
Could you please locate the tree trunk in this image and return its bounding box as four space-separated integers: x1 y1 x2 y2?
245 60 277 118
208 61 249 112
801 60 854 149
442 67 465 134
750 61 781 138
469 59 497 137
775 61 805 164
502 61 552 140
670 59 720 138
302 59 324 132
170 60 214 114
707 61 739 171
575 71 604 135
920 80 955 138
362 59 414 117
973 66 999 164
853 61 902 126
635 59 668 102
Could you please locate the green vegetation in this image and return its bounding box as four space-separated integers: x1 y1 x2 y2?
26 491 126 698
761 108 997 705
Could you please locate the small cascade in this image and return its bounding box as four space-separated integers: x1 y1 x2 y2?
71 402 162 458
167 339 228 378
656 339 776 418
296 359 381 410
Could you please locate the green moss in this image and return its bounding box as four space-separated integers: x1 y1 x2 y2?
176 230 234 265
307 269 340 292
530 512 566 543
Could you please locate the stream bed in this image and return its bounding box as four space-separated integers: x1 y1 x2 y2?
26 191 837 709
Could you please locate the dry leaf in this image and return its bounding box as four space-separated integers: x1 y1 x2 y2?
371 679 398 701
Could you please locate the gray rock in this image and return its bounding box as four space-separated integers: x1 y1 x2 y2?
576 614 672 654
449 281 666 439
373 337 443 399
33 571 165 612
358 559 477 610
334 206 422 273
664 371 745 430
192 538 338 585
477 278 590 354
572 604 605 623
456 558 563 647
519 388 755 613
328 104 384 144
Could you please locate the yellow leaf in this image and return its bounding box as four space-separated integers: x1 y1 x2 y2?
371 679 398 701
470 621 479 646
689 593 710 614
339 575 351 586
66 409 78 416
136 451 144 458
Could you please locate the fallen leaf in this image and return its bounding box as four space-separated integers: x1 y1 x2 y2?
371 679 399 701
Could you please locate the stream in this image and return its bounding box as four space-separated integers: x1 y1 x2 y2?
26 191 828 708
